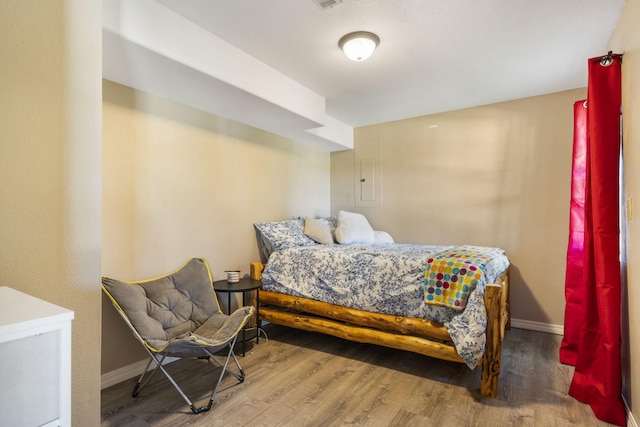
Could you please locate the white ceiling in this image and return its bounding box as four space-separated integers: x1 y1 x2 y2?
103 0 625 150
157 0 625 127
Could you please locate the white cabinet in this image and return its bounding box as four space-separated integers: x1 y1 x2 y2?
0 287 74 427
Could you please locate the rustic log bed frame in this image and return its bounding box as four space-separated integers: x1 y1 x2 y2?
258 267 510 397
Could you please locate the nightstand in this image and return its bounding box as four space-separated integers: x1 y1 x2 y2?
213 277 262 356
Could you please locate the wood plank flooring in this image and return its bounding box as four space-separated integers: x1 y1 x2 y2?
101 326 616 427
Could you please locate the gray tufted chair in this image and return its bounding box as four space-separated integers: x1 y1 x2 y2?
102 258 254 414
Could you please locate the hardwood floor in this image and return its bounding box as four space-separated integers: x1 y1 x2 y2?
101 325 616 426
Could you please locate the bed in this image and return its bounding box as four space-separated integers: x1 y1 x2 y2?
254 213 511 397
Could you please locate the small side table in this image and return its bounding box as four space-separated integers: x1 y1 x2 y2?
213 277 262 356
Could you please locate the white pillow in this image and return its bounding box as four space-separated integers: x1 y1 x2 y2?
373 230 394 244
304 217 334 245
335 210 375 244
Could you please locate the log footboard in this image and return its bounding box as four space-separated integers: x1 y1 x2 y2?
259 268 510 397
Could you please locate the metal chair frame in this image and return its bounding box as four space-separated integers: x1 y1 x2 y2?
109 303 248 414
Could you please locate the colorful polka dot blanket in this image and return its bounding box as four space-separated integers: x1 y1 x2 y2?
424 247 503 310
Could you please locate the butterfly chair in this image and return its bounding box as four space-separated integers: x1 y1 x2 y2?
102 258 254 414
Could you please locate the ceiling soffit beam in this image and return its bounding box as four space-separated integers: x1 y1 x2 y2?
103 0 353 151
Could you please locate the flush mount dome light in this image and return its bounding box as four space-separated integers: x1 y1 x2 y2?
338 31 380 61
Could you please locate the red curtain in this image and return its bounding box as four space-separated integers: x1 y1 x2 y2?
559 101 587 366
561 54 625 426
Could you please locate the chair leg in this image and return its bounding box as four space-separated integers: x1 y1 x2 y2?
204 339 245 382
132 353 167 397
200 335 244 413
131 336 246 414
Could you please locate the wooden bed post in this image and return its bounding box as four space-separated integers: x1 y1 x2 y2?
480 283 502 397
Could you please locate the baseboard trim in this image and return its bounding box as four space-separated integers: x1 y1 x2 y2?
101 357 178 390
510 318 564 335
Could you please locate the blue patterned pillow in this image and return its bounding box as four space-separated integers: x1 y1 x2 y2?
254 218 317 256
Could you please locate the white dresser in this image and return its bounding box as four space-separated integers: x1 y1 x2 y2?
0 286 74 427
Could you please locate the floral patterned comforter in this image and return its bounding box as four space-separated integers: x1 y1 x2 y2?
261 243 509 368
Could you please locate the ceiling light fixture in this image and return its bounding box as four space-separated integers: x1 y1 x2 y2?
338 31 380 61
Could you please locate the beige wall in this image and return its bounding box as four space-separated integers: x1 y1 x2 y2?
0 1 102 425
2 1 633 422
610 0 640 419
101 80 331 373
332 88 586 327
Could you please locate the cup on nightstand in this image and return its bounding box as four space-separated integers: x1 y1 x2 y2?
225 271 240 283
